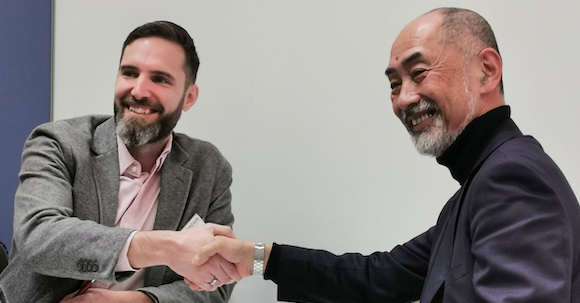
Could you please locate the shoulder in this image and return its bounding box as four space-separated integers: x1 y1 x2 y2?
468 134 577 217
173 132 225 157
24 115 113 159
478 135 562 183
30 115 111 141
171 132 231 171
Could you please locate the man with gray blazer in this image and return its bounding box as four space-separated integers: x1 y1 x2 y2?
0 21 239 303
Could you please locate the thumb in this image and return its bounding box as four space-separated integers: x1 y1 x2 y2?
192 241 220 266
211 224 237 239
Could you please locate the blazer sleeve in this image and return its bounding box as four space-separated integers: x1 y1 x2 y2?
139 280 234 303
11 123 132 282
265 227 434 303
468 151 577 302
205 159 235 228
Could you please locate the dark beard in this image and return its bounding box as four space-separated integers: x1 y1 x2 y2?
114 95 183 147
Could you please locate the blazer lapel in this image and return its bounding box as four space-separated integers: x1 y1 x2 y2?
420 191 461 302
145 138 193 286
91 117 120 227
153 139 193 231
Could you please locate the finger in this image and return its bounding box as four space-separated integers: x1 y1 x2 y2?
192 239 222 266
218 255 242 282
184 278 204 292
187 266 221 292
188 258 226 291
205 257 231 287
208 224 236 239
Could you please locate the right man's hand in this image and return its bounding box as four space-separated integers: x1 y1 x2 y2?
188 236 271 290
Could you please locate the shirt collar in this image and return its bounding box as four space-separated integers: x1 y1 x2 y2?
117 134 173 176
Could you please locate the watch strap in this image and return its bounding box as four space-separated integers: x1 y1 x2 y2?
253 242 265 276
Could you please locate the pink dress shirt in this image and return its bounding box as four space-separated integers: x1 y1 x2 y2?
92 135 172 291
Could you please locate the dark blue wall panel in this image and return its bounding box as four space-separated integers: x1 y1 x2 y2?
0 0 52 250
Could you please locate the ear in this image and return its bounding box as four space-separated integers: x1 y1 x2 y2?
478 47 502 94
182 84 199 112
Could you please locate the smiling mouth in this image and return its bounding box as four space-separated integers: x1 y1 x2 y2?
128 106 156 115
406 107 437 128
411 112 433 126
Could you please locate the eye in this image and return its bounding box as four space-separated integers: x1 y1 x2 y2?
151 75 170 84
121 70 138 78
390 81 401 95
411 68 427 82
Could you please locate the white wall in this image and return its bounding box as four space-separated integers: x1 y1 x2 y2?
53 1 580 302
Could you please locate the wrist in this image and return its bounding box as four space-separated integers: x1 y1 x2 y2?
251 242 272 276
252 242 265 276
128 231 175 268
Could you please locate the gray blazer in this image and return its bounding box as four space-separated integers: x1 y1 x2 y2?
0 115 235 303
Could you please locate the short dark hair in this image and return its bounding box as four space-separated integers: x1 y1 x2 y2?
429 8 504 94
121 21 200 85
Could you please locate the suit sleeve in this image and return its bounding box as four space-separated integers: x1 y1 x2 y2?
139 281 234 303
265 227 433 303
11 123 132 282
469 155 575 302
205 159 235 228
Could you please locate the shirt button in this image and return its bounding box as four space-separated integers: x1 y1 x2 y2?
131 165 137 173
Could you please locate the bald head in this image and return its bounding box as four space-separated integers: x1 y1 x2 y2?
427 8 503 93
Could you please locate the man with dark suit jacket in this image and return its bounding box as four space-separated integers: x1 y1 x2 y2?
190 8 580 302
0 21 240 303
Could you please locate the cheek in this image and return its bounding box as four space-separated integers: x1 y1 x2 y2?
390 97 401 117
114 79 131 99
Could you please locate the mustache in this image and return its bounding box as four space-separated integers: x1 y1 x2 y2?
119 95 163 113
401 99 439 120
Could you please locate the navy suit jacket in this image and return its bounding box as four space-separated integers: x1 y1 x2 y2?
265 110 580 302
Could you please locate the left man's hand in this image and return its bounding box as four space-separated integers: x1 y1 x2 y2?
127 223 242 291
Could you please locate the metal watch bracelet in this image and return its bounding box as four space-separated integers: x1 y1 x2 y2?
253 242 265 276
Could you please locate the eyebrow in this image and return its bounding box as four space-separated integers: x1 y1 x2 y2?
120 65 176 83
385 52 425 77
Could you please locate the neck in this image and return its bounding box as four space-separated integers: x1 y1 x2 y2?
127 137 169 172
477 92 505 116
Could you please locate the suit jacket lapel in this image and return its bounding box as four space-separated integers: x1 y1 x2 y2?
91 117 120 227
154 139 193 231
146 137 193 286
420 191 461 302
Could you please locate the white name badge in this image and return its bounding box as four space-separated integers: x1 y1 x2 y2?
181 213 205 231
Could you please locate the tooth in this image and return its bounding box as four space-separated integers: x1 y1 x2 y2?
129 106 151 114
412 119 417 126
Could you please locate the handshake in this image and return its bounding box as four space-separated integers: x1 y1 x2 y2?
128 223 265 292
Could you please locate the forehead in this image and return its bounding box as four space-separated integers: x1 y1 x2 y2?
121 37 186 74
387 13 444 74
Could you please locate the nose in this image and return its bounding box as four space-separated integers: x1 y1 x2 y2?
394 82 420 113
131 76 152 100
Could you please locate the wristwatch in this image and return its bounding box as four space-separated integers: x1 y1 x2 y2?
253 242 265 276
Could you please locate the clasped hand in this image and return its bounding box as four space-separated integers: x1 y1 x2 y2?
167 224 243 291
185 226 257 291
